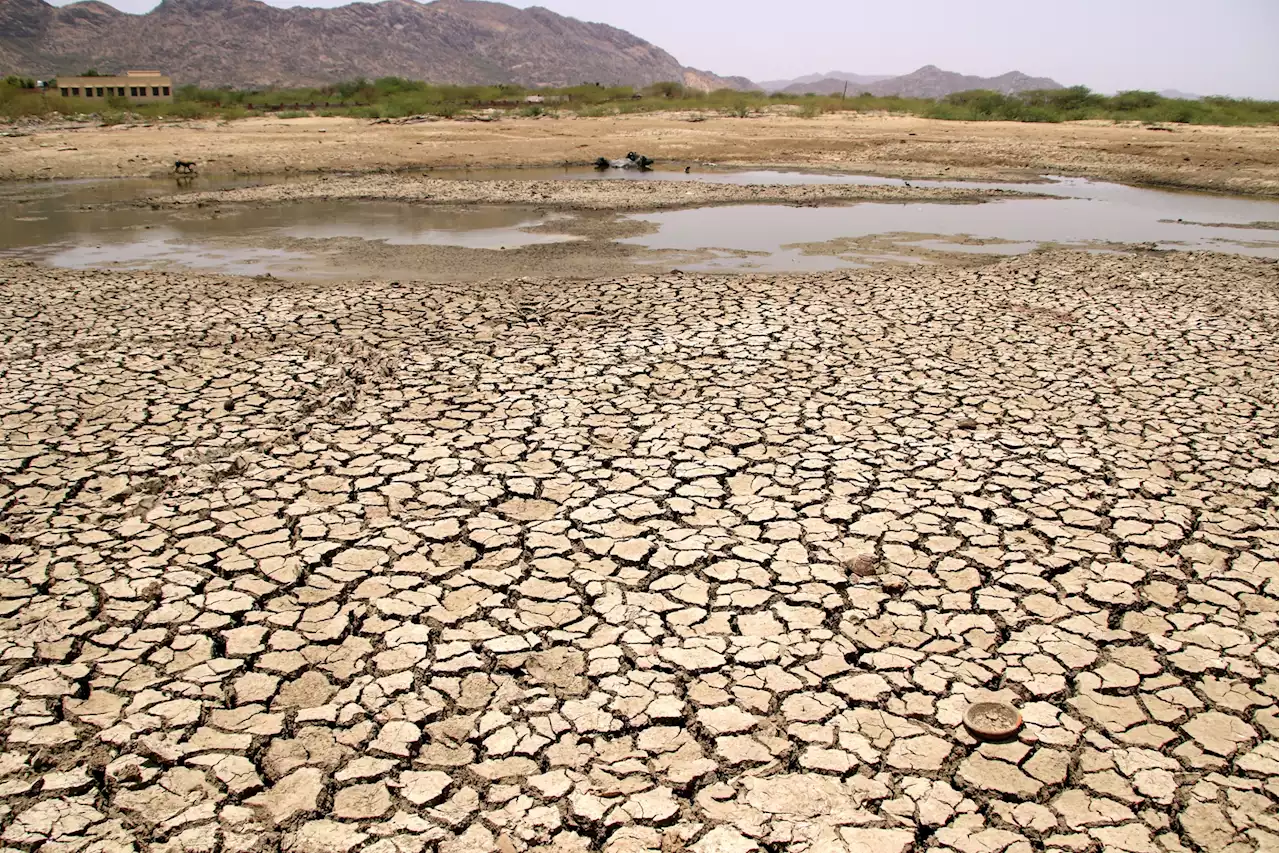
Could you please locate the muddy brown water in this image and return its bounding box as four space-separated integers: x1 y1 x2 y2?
0 172 1274 279
622 188 1278 272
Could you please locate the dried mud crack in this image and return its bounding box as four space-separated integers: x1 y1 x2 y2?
0 251 1275 853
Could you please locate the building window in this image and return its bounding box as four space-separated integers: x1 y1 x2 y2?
130 87 138 97
162 86 170 96
71 87 80 96
96 87 104 97
152 87 160 96
60 88 69 97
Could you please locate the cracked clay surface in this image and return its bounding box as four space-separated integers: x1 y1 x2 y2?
0 250 1275 852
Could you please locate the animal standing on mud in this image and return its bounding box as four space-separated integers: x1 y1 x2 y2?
174 160 197 173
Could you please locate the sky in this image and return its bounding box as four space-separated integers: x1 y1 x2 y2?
49 0 1280 98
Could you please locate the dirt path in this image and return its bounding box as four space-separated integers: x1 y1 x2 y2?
1 112 1274 195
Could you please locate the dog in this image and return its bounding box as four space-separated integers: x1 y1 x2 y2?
174 160 197 174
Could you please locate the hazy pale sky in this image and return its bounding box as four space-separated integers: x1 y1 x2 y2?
50 0 1280 97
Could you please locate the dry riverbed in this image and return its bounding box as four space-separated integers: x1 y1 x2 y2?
2 112 1276 195
0 249 1275 852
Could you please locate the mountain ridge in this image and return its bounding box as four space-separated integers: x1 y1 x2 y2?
776 65 1063 97
759 71 894 92
0 0 756 89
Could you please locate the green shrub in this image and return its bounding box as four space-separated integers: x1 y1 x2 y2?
1111 90 1163 111
644 81 686 99
136 100 206 119
1 73 1271 127
276 110 309 119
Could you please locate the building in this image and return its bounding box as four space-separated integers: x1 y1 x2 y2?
56 71 173 103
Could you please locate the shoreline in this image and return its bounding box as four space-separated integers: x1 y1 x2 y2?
2 113 1275 197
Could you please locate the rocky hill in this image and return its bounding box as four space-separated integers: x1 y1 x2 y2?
780 65 1062 97
0 0 755 90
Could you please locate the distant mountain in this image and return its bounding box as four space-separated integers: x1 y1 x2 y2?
779 77 880 96
683 67 757 93
0 0 757 90
1159 89 1201 100
776 65 1063 98
759 71 893 92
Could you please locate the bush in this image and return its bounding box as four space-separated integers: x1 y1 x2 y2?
336 77 371 101
276 110 309 119
798 101 825 118
644 81 685 99
1111 90 1163 111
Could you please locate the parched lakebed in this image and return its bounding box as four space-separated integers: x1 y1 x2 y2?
0 249 1276 852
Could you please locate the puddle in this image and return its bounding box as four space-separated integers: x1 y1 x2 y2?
42 234 325 277
274 206 576 248
0 186 576 278
622 190 1277 273
0 172 1273 279
904 240 1042 255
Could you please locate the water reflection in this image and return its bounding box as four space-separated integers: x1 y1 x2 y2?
0 172 1273 279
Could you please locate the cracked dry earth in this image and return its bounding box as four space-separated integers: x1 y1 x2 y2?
0 250 1276 853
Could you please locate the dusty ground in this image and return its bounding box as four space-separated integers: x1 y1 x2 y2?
0 250 1275 852
2 113 1275 195
141 175 1034 211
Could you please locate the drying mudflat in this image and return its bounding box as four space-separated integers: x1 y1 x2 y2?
137 173 1032 211
2 112 1276 195
0 249 1275 852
